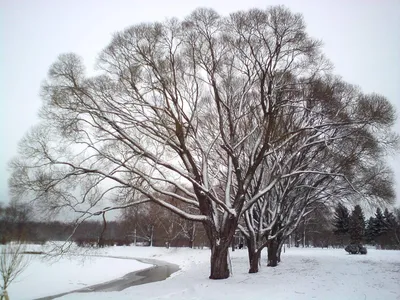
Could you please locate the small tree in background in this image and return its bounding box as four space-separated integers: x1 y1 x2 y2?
348 205 365 244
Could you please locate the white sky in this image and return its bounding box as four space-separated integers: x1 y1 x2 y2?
1 0 399 206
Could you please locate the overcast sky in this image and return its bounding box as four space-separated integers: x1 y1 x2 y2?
1 0 399 207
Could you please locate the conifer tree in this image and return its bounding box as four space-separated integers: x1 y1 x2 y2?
333 203 350 245
382 208 398 248
365 216 375 244
349 205 365 244
373 208 386 246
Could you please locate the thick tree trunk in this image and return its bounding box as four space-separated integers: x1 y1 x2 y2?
249 250 261 273
198 199 237 279
246 237 261 273
209 243 230 279
267 239 279 267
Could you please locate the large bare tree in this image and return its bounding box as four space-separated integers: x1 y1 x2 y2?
9 6 397 279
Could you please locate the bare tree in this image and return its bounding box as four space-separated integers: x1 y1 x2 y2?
239 75 397 272
9 6 397 280
0 243 28 300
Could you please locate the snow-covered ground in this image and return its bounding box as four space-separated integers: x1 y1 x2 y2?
6 244 400 300
7 251 149 300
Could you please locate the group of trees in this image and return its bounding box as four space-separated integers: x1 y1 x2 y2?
0 203 31 244
4 201 399 250
0 202 210 248
365 207 400 249
332 204 400 249
1 202 70 244
333 203 366 245
8 6 398 279
120 202 208 248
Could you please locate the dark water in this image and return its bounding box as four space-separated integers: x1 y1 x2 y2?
34 257 180 300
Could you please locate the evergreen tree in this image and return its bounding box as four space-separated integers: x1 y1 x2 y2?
373 207 386 247
382 208 398 248
383 209 396 229
365 216 376 244
333 203 350 245
349 205 365 244
394 207 400 248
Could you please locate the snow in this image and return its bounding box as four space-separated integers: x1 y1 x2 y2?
6 245 400 300
7 249 150 300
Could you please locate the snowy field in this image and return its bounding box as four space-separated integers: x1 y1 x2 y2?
8 251 150 299
6 244 400 300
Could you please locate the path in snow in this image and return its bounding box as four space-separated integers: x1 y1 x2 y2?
33 257 179 300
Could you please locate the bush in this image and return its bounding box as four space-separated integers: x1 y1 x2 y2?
345 244 367 255
75 238 97 247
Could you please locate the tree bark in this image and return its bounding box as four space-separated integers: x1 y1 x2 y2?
199 196 237 279
277 242 283 263
276 235 285 263
249 249 261 273
203 216 237 279
246 237 261 273
267 239 279 267
209 243 230 279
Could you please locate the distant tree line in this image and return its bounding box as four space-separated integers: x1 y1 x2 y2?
0 202 210 248
2 201 399 251
291 203 400 250
1 202 72 244
343 205 400 249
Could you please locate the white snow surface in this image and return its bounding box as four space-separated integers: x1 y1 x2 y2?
6 244 400 300
7 250 150 300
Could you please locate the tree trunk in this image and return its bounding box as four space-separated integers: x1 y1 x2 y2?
209 243 230 279
276 235 285 263
1 290 10 300
246 237 261 273
189 223 196 248
267 239 279 267
200 207 237 279
249 249 261 273
277 243 283 263
98 212 107 248
150 225 154 247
